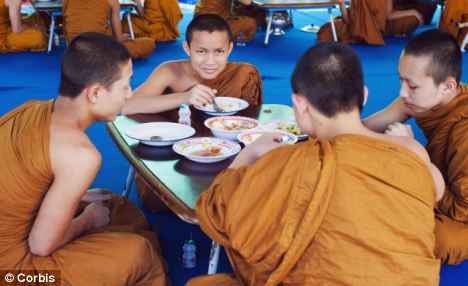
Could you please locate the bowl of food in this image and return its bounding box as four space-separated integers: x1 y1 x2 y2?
172 137 241 163
125 122 196 146
194 97 249 116
263 120 308 141
204 116 260 140
238 129 297 145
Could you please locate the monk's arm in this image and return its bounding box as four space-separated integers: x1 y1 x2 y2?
133 0 144 18
385 0 423 25
229 134 286 168
28 145 104 256
337 0 349 24
7 0 26 33
109 0 126 42
236 0 252 5
363 98 412 133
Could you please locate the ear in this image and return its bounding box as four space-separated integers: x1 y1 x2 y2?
227 41 234 55
440 76 458 95
292 93 308 115
86 84 102 104
363 86 369 107
182 41 191 57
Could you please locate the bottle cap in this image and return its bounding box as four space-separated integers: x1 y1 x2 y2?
180 104 189 109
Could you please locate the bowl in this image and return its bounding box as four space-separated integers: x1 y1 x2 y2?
194 97 249 116
238 129 298 145
204 116 260 141
263 119 308 141
125 122 196 146
172 137 241 163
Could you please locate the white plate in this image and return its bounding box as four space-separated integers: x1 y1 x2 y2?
263 120 308 140
173 137 241 163
238 129 298 145
195 97 249 116
204 116 260 140
125 122 196 146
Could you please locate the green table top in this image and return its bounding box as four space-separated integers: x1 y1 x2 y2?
107 104 294 223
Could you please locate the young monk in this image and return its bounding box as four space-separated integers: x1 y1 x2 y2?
0 33 168 285
122 14 262 212
0 0 47 52
62 0 155 59
187 42 444 285
364 29 468 265
122 13 262 114
121 0 183 42
194 0 262 42
318 0 435 45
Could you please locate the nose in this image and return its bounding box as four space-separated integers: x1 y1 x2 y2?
206 53 215 65
399 84 409 99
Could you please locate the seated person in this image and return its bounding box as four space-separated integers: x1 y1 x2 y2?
62 0 155 59
0 32 169 285
121 0 183 42
187 42 444 285
318 0 436 45
122 14 262 212
364 29 468 265
0 0 47 52
195 0 264 42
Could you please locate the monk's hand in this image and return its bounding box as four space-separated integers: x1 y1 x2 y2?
186 84 217 107
385 122 414 138
247 133 288 158
83 202 111 229
81 191 113 203
413 10 424 26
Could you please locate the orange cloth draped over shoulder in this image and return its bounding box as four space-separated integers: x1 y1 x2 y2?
122 0 182 42
135 62 262 212
416 83 468 265
194 0 257 41
0 0 47 52
62 0 155 59
439 0 468 48
318 0 435 45
0 101 169 285
188 136 440 285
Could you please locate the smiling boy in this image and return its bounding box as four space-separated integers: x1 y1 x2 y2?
364 29 468 265
121 14 262 115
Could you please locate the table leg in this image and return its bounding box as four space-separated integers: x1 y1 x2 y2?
264 10 273 48
126 12 135 39
47 14 55 55
207 241 221 274
328 7 338 42
122 166 135 197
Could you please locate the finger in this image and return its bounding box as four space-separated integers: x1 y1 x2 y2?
196 84 217 97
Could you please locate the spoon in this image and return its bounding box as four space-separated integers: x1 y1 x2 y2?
147 135 164 141
212 98 226 112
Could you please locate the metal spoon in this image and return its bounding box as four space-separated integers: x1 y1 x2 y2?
212 98 226 113
147 135 164 141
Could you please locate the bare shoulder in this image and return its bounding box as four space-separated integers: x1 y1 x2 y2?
149 60 186 81
382 134 430 163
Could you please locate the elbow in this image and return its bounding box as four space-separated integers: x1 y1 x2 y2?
28 238 53 257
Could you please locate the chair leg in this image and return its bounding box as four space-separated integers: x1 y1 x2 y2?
122 166 135 197
264 10 273 47
329 7 338 41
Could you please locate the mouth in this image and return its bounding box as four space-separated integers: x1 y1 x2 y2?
202 68 218 75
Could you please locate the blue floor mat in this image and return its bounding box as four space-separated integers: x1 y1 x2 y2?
0 3 467 286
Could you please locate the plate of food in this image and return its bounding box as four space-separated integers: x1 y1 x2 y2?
125 122 196 146
263 120 308 140
238 130 298 145
172 137 241 163
204 116 260 140
195 97 249 116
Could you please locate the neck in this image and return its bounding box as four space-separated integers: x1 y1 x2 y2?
53 95 94 131
315 110 370 139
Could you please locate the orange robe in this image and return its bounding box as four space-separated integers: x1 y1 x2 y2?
0 0 47 52
135 62 263 212
318 0 435 45
188 135 440 285
0 100 169 285
439 0 468 48
194 0 257 41
415 83 468 265
122 0 182 42
62 0 155 59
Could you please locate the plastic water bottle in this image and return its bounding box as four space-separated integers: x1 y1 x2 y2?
236 32 246 47
178 104 191 126
182 239 196 269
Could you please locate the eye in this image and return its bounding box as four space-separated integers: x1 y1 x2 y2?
196 50 205 54
216 49 224 54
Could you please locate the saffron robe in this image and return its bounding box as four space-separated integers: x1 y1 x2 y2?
0 100 169 285
439 0 468 48
416 83 468 264
62 0 155 59
189 135 440 285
